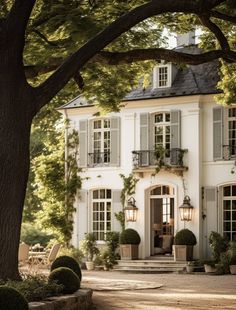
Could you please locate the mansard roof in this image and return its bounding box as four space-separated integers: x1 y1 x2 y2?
125 60 220 101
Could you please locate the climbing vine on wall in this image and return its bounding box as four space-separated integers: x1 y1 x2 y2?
115 173 139 231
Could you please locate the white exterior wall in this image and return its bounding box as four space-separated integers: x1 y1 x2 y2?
60 94 236 259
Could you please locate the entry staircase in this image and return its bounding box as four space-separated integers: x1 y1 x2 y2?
114 256 187 273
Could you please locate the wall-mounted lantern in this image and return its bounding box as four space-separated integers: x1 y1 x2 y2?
179 195 193 221
124 197 138 222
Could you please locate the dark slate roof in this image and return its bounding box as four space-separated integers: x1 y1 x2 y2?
125 60 220 101
57 95 93 110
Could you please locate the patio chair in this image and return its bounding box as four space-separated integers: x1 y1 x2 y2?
29 243 61 269
18 243 30 267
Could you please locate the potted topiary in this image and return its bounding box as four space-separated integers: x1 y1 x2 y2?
173 229 197 261
119 228 141 260
80 233 99 270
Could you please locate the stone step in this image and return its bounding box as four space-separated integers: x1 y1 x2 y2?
115 260 187 273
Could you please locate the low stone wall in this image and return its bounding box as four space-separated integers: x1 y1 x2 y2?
29 289 92 310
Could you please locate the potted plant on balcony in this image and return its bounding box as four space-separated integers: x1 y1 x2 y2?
119 228 141 260
173 229 197 261
80 232 100 270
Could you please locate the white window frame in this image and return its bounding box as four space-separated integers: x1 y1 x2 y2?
91 189 112 242
154 112 171 157
92 118 111 164
153 64 172 89
224 107 236 158
222 185 236 241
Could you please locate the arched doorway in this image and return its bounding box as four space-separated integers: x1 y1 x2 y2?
150 185 175 256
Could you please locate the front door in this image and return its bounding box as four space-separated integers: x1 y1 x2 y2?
150 185 174 256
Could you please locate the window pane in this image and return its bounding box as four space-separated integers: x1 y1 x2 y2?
106 189 111 199
224 200 231 210
151 186 161 195
163 186 170 195
232 200 236 209
100 212 104 221
224 186 231 196
224 222 231 231
232 212 236 220
100 190 105 199
224 211 231 220
232 187 236 196
93 190 98 199
100 202 104 211
107 212 111 220
155 114 163 123
232 222 236 231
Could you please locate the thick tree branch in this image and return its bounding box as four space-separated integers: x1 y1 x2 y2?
33 0 202 112
7 0 36 49
24 48 236 78
199 14 230 50
33 30 58 47
96 49 236 65
211 10 236 23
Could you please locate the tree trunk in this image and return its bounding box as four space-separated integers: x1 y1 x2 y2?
0 69 34 280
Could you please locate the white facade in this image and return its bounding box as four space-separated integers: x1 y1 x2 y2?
59 72 236 260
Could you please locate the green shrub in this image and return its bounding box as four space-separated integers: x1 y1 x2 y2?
106 231 120 252
209 231 228 262
80 233 99 261
119 229 141 245
174 229 197 246
51 256 82 280
0 286 28 310
21 222 53 246
2 274 63 302
48 267 80 294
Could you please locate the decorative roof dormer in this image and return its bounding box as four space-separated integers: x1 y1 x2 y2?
153 63 177 89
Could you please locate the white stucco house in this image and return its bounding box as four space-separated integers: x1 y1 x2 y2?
58 38 236 260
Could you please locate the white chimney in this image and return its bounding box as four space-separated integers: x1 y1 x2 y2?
176 31 195 47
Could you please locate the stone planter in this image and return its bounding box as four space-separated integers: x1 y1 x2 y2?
186 265 194 273
85 261 95 270
120 244 139 260
204 264 216 273
173 245 193 261
230 265 236 274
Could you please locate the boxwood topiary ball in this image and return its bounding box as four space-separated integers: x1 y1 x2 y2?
51 255 82 281
48 267 80 294
174 229 197 246
0 286 28 310
119 228 141 245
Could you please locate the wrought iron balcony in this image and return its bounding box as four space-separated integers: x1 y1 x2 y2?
88 151 110 167
132 148 186 168
223 145 236 160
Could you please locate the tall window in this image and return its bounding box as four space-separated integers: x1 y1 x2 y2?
228 108 236 156
92 189 112 241
158 66 168 87
154 112 170 157
223 185 236 241
93 119 110 164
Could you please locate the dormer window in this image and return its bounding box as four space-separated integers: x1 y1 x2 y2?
158 66 168 87
153 63 176 89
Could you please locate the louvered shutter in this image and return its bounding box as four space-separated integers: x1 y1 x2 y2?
110 117 120 166
170 110 181 165
112 190 122 231
79 120 88 167
213 106 223 160
202 187 217 258
140 113 149 166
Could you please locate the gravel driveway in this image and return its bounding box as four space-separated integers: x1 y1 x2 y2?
82 270 236 309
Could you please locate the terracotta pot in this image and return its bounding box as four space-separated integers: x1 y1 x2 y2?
230 265 236 275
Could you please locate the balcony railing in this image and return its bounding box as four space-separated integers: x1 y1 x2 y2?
88 151 110 167
223 145 236 160
132 148 186 168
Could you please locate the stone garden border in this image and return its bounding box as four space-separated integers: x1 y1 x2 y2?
29 289 92 310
